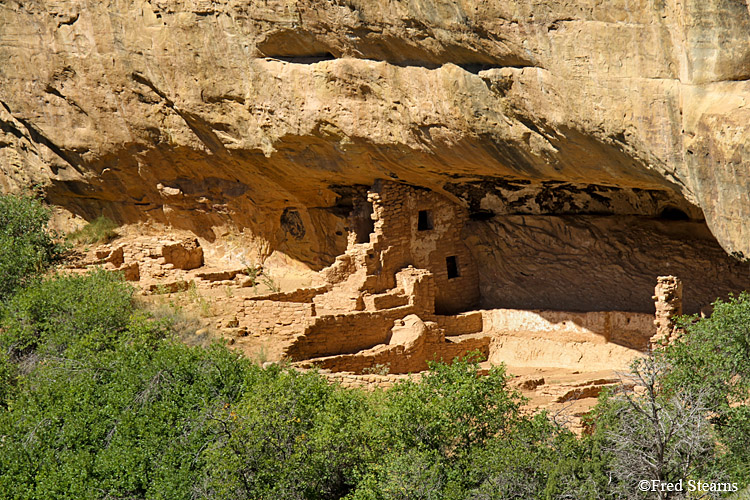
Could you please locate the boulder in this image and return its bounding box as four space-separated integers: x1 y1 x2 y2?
161 238 203 270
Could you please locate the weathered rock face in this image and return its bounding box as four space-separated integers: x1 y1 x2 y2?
2 0 750 269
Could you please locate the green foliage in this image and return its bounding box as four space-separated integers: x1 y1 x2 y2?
0 349 16 409
241 262 259 292
0 269 248 500
199 367 370 500
67 216 118 245
0 269 603 500
666 293 750 406
542 423 612 500
261 273 281 293
349 355 573 500
0 338 249 500
662 293 750 483
586 358 720 500
578 293 750 499
375 356 523 456
1 269 134 359
0 194 62 301
362 363 390 375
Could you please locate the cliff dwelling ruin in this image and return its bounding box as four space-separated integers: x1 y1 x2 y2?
70 177 750 382
220 179 746 378
57 174 750 423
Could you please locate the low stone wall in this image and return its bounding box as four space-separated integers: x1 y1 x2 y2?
304 345 405 374
431 335 490 362
241 300 315 337
481 308 655 371
299 331 490 375
488 335 642 371
364 291 410 311
318 371 418 390
246 286 328 303
437 312 483 336
284 306 415 360
481 309 655 349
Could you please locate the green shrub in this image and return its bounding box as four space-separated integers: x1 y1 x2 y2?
0 276 595 500
375 355 524 456
0 338 250 500
350 354 571 500
198 365 370 500
0 265 249 500
67 216 118 245
1 269 134 359
661 293 750 484
584 356 721 500
0 194 62 301
0 350 15 409
576 289 750 500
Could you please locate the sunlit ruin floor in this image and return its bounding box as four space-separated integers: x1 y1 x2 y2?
64 180 750 429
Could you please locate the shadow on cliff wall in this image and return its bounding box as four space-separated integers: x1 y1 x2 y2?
467 215 750 315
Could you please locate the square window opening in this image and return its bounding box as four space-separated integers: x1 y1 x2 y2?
418 210 434 231
446 256 459 279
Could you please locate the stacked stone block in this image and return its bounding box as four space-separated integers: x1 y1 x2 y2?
652 275 683 345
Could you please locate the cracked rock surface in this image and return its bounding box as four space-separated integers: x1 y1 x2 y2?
2 0 750 264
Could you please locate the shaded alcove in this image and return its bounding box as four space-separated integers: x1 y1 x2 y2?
659 206 690 221
465 214 750 315
351 199 375 244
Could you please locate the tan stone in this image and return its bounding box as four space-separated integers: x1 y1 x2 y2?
106 246 125 268
652 276 683 345
95 245 124 267
5 0 750 264
120 262 140 281
161 238 204 270
389 314 428 350
147 280 193 294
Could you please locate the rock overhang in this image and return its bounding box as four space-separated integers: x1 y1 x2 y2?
2 0 750 261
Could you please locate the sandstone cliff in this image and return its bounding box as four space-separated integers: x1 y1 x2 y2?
1 0 749 299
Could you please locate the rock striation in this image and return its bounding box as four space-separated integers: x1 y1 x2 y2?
2 0 750 268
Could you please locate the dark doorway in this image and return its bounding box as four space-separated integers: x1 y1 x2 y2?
353 201 375 244
446 256 459 279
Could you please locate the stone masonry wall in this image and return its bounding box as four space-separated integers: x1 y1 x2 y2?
481 308 656 350
431 336 490 363
356 181 479 313
246 286 328 303
284 305 416 360
300 331 489 374
653 275 683 344
437 311 484 336
318 371 417 391
241 300 315 338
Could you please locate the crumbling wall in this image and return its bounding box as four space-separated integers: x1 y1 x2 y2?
284 306 416 360
317 371 416 391
300 315 490 374
653 275 683 344
395 267 435 315
482 308 656 371
246 286 328 303
161 238 204 270
431 336 490 363
481 309 656 348
241 301 316 337
437 311 484 336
